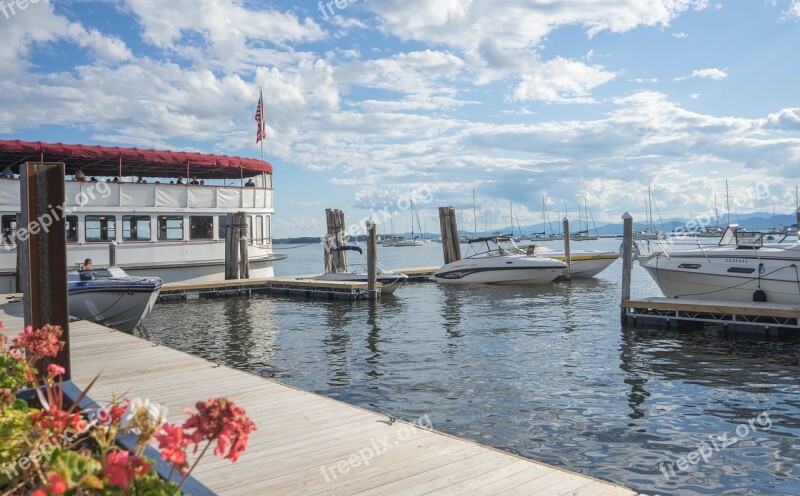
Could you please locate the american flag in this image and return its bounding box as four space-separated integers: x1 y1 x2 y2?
255 91 266 143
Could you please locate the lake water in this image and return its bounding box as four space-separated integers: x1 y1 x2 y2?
137 239 800 495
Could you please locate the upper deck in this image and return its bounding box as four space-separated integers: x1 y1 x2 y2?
0 179 273 213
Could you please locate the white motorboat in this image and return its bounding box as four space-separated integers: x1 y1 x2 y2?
523 245 619 278
68 267 162 331
314 246 408 294
382 236 424 247
637 225 800 304
433 236 566 284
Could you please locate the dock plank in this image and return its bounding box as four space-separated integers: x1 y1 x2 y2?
0 297 637 496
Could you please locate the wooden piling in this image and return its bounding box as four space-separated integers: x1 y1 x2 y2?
238 212 249 279
621 212 633 324
109 240 117 267
325 209 348 272
796 207 800 237
15 212 21 293
438 206 461 265
366 219 378 300
562 217 572 280
19 162 70 380
224 212 239 280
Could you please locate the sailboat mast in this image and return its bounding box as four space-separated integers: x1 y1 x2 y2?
714 196 719 229
472 189 477 237
726 179 731 227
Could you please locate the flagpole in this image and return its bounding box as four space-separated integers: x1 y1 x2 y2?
259 87 264 162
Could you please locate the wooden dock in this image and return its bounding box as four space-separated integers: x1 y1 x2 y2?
159 276 378 301
1 298 637 495
623 297 800 336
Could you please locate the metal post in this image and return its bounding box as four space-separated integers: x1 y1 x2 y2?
109 240 117 267
20 162 70 380
366 219 378 300
621 212 634 324
562 217 571 281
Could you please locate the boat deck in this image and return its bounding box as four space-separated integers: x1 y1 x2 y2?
1 297 638 495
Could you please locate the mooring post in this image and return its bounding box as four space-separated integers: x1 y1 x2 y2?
109 240 117 267
366 219 378 300
621 211 634 325
438 207 453 264
239 212 250 279
15 212 21 293
449 206 461 262
225 212 239 279
562 217 571 280
19 162 70 380
796 207 800 239
336 210 347 271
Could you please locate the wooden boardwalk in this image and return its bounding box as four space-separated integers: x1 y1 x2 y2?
1 298 637 495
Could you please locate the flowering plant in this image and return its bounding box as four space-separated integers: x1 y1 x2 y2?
0 322 255 495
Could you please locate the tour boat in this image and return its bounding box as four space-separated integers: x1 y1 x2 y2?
637 225 800 304
68 267 162 331
314 245 408 294
433 236 566 284
0 140 285 293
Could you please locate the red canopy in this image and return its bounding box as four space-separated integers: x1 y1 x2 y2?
0 140 272 179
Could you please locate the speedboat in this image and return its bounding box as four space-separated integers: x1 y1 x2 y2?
433 236 566 284
637 225 800 304
68 267 163 331
382 236 424 247
314 246 408 294
523 245 619 278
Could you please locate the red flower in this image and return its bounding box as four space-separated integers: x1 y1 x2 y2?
102 451 151 490
31 473 67 496
155 423 189 473
182 398 256 462
30 405 83 434
106 402 128 425
47 364 66 378
12 325 64 363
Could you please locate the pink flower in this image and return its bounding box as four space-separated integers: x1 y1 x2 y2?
12 325 64 363
31 473 67 496
30 405 82 435
102 451 151 490
155 423 189 474
47 364 66 378
182 398 256 462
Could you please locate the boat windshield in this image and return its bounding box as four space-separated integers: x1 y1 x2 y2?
465 237 527 258
735 231 763 248
718 224 739 246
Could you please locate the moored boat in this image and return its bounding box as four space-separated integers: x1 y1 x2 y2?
524 245 619 278
637 225 800 304
68 267 162 331
433 236 565 284
314 245 408 294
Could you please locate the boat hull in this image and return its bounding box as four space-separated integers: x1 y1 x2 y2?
433 260 565 285
314 273 408 294
68 278 162 331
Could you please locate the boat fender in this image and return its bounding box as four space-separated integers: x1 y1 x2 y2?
753 289 767 302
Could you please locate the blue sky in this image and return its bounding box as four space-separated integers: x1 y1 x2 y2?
1 0 799 236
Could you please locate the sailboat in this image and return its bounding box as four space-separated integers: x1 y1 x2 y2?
571 198 599 240
390 194 424 247
634 187 665 240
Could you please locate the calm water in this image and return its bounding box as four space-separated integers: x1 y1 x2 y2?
137 240 800 495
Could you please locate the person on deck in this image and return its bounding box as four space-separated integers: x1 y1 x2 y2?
74 168 86 181
244 178 255 187
1 166 14 179
79 258 94 280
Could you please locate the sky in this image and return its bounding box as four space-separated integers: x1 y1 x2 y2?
1 0 799 237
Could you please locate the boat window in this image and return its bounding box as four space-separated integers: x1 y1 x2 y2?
123 215 152 241
249 216 254 241
218 215 227 239
85 216 116 242
256 215 263 244
158 215 184 241
264 216 271 243
1 214 17 244
727 267 755 274
65 215 78 242
678 263 702 269
190 216 213 240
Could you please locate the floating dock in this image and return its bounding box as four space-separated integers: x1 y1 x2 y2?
1 298 638 495
623 297 800 336
392 266 438 282
159 276 377 301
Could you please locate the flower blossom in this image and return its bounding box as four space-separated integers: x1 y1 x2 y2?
102 451 151 489
12 325 64 363
30 405 83 434
31 473 67 496
155 423 189 474
47 364 66 378
182 398 256 462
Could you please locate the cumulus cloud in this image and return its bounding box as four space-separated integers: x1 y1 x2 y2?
673 31 689 38
512 58 616 103
675 67 728 81
781 0 800 20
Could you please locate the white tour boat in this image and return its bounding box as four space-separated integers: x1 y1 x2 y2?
637 225 800 304
0 140 285 292
433 236 566 284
